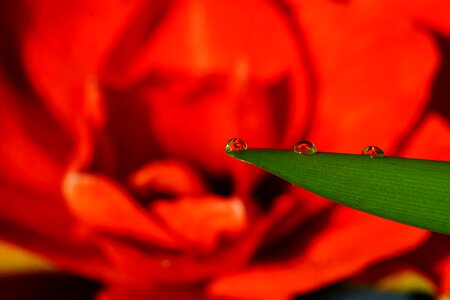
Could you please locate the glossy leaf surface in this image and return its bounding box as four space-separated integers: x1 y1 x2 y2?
227 149 450 234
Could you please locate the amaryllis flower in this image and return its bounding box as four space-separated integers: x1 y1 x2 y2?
1 0 450 299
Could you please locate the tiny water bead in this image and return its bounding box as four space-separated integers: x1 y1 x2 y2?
362 146 384 158
226 138 248 152
293 140 317 155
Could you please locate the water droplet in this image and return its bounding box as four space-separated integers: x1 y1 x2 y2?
226 138 248 152
293 140 317 155
362 146 384 158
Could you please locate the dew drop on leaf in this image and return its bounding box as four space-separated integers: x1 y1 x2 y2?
362 146 385 158
293 140 317 155
226 138 248 152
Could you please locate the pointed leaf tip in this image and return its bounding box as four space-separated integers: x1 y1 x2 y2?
227 149 450 234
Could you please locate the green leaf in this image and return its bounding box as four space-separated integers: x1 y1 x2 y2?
227 149 450 234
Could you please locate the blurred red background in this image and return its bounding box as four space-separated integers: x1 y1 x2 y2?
0 0 450 299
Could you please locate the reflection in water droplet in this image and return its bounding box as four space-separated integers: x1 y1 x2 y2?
362 146 385 158
226 138 248 152
293 140 317 155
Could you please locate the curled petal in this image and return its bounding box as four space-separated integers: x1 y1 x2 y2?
128 159 206 197
150 195 247 253
62 172 179 249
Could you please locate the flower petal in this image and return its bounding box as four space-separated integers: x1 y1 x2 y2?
208 206 429 299
294 1 439 153
388 0 450 36
259 188 333 246
96 201 282 287
150 195 247 253
143 71 289 173
400 112 450 160
0 76 76 241
128 159 206 198
121 0 302 81
98 233 256 286
20 0 143 126
62 172 179 249
0 82 68 199
97 284 204 300
100 0 313 174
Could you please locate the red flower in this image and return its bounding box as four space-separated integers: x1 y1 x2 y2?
1 0 450 299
